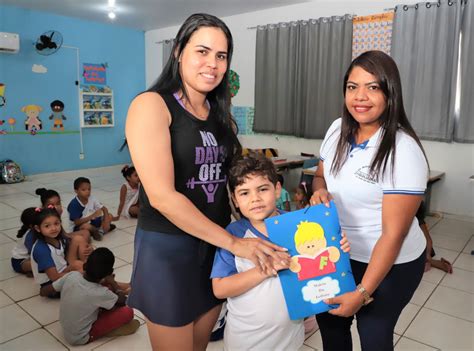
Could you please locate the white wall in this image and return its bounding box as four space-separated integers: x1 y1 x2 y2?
145 0 474 219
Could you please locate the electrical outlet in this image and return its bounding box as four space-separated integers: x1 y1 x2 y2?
79 153 84 160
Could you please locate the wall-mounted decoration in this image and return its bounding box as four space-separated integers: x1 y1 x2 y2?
229 69 240 98
232 106 254 135
0 83 5 107
352 12 394 60
83 63 107 85
21 104 43 135
80 85 114 128
32 64 47 74
7 117 16 131
49 100 67 131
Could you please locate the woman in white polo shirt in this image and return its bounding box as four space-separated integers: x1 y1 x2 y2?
311 50 428 351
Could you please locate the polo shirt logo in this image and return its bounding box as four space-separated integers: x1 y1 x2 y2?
355 166 377 184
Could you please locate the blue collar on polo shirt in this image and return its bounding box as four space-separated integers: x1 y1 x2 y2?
350 126 384 151
349 138 369 151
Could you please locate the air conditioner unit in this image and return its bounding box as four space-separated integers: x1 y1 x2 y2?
0 32 20 54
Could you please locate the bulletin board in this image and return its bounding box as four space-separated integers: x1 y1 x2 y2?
232 106 254 135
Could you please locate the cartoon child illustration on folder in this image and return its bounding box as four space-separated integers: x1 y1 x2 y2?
289 221 340 281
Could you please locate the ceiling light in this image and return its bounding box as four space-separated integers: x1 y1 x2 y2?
108 11 116 19
108 0 116 6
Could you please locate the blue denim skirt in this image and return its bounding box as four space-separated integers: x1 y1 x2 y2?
127 227 222 326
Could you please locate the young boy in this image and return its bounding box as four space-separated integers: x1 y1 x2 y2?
211 154 349 350
51 248 139 345
67 177 115 241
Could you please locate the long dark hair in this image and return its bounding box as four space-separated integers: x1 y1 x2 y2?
35 188 60 206
148 13 241 158
331 50 428 180
33 207 62 241
17 207 36 238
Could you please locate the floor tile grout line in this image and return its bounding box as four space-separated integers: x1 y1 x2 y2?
41 325 70 350
0 326 43 345
399 245 453 342
420 306 474 324
397 335 441 350
15 297 54 327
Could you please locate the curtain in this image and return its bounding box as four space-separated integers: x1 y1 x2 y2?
391 0 463 142
296 16 353 138
254 22 300 135
455 0 474 142
162 39 174 69
254 16 353 138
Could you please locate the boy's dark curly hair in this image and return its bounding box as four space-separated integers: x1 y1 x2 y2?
228 153 278 193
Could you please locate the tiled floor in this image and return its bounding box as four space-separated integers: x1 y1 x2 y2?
1 165 473 350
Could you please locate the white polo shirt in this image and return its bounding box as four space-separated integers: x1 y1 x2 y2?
320 118 427 264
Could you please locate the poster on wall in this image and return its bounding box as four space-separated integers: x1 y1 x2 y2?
83 63 107 85
232 106 254 135
352 12 394 60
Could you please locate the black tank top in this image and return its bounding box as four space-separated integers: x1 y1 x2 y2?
138 93 233 234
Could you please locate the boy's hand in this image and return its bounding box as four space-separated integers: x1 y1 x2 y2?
112 215 120 221
91 209 103 219
263 254 290 277
339 231 350 253
230 236 289 276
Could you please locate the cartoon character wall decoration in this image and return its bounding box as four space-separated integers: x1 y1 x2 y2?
0 83 6 107
49 100 67 131
21 105 43 135
266 202 356 320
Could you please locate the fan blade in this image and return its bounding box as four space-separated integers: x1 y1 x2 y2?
40 35 50 44
36 42 45 51
47 42 58 49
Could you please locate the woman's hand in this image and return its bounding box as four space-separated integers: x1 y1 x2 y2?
324 291 365 317
230 237 290 275
310 189 333 207
340 231 350 253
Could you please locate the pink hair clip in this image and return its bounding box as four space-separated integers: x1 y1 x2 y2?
35 207 42 212
46 204 55 209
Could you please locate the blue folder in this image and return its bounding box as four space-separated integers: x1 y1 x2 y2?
265 201 356 320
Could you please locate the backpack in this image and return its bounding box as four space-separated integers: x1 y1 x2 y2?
0 159 25 184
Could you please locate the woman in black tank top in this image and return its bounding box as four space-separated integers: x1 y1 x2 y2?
125 13 289 350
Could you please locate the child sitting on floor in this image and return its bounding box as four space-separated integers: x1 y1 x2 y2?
276 174 291 211
416 201 453 273
10 207 37 275
211 154 349 350
30 206 84 297
294 182 310 210
36 188 92 262
113 165 140 220
67 177 116 241
51 247 139 345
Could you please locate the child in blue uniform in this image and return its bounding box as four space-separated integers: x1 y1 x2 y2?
67 177 115 241
211 154 349 350
10 207 36 274
31 207 83 297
